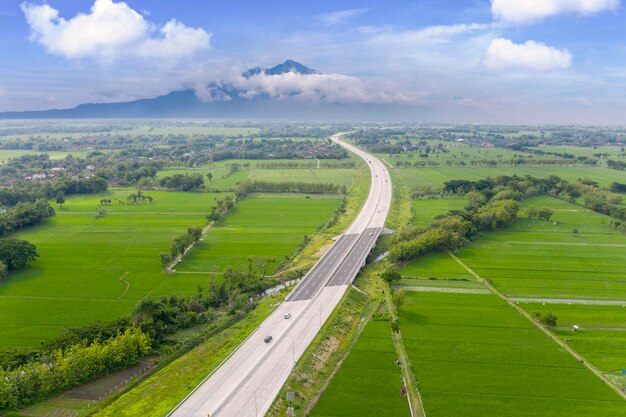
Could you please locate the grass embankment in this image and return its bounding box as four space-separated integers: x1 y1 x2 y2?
89 292 284 417
267 288 370 416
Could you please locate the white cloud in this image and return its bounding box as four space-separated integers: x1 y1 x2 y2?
491 0 620 25
21 0 210 62
367 23 492 45
485 38 572 71
317 8 370 26
196 71 423 105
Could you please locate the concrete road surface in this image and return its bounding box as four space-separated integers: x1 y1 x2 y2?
168 132 392 417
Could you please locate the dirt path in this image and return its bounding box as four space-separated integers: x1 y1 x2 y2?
447 251 626 401
385 288 426 417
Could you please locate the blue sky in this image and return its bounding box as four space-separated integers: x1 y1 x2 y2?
1 0 625 123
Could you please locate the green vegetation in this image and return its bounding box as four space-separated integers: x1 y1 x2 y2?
87 292 283 417
0 328 151 410
177 195 341 274
458 196 626 300
0 200 55 235
309 321 409 417
411 198 466 228
0 239 39 270
0 191 339 348
398 291 626 417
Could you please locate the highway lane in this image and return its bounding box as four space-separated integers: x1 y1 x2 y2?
168 132 392 417
287 233 358 302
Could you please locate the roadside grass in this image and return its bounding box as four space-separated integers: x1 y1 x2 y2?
398 291 626 417
0 190 340 348
308 320 410 417
267 288 370 417
174 194 342 274
89 292 284 417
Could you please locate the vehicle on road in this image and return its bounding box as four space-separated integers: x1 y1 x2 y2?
264 336 273 343
284 313 292 319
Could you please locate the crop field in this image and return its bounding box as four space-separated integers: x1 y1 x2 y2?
411 198 466 228
525 303 626 388
0 190 339 348
156 167 249 190
248 167 355 188
175 194 342 274
156 162 357 191
379 140 557 165
394 165 626 188
0 149 83 161
458 195 626 300
309 320 409 417
398 291 626 417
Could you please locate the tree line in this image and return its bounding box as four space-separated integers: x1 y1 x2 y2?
236 179 346 197
0 256 277 412
158 173 204 191
390 175 567 263
0 328 151 410
0 200 55 236
160 227 203 267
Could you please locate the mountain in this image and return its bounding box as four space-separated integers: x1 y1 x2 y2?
0 60 419 121
242 59 317 78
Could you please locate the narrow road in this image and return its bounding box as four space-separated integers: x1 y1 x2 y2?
168 133 393 417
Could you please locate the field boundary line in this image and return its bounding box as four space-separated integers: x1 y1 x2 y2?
116 272 130 300
403 376 415 417
447 251 626 401
393 285 490 294
512 297 626 305
385 287 427 417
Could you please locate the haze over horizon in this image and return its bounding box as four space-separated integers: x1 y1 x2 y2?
1 0 626 123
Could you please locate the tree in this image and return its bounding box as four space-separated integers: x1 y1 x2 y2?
381 267 402 283
540 313 558 327
206 172 213 182
0 239 39 270
392 289 406 309
55 192 65 207
390 319 400 333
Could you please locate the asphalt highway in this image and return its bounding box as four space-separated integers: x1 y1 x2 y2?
168 133 392 417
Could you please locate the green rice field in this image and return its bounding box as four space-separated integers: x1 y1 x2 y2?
176 194 341 274
309 320 410 417
412 198 467 228
0 190 339 348
458 195 626 300
398 291 626 417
